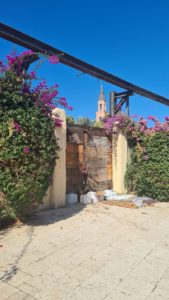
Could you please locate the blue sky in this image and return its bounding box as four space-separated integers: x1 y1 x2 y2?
1 0 169 121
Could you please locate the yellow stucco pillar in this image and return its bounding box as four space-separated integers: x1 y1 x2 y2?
39 108 66 211
112 134 128 194
50 108 66 208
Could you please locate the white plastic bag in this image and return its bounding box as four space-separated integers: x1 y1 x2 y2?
87 191 98 204
104 189 117 200
80 194 91 205
66 193 78 205
80 191 98 205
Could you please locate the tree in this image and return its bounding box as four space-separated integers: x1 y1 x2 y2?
92 121 103 128
66 115 75 125
76 117 94 126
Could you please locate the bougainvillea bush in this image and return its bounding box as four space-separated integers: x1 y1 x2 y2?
104 114 169 201
0 51 71 225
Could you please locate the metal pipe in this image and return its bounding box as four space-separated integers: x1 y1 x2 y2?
109 91 115 116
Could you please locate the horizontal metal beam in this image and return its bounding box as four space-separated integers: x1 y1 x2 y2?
0 22 169 107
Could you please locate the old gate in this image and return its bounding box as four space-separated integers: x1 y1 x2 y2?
66 124 112 198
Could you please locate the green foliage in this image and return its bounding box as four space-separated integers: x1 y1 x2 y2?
0 59 59 222
66 115 75 125
75 117 103 128
0 192 16 227
92 121 103 128
125 132 169 201
76 116 93 126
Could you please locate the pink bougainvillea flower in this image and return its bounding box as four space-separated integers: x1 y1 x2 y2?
54 118 62 127
20 50 34 57
48 55 59 64
54 118 63 127
165 116 169 122
60 97 66 101
143 155 149 161
147 115 158 122
23 146 30 153
6 55 16 65
30 71 36 79
22 84 30 94
81 164 88 175
14 121 21 133
138 118 147 125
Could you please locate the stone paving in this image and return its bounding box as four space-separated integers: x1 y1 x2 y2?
1 202 169 300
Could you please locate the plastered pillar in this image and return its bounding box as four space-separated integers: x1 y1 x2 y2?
39 108 66 211
112 134 128 194
50 108 66 208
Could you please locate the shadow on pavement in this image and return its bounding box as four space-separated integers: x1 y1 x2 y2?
26 203 86 227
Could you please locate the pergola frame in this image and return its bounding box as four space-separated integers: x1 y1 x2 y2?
0 22 169 115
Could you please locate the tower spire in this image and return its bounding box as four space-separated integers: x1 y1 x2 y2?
96 85 106 122
98 84 106 102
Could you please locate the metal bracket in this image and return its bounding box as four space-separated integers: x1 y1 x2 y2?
110 90 133 116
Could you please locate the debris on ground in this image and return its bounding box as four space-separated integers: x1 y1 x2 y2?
103 189 157 208
104 189 135 201
80 192 98 205
66 190 157 208
132 197 157 207
102 200 135 209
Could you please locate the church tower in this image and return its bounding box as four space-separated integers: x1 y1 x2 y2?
96 85 106 122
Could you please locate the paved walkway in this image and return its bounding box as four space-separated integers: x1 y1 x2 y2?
1 202 169 300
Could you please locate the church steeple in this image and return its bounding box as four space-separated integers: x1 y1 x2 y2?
98 84 106 103
96 85 106 122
